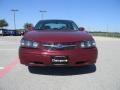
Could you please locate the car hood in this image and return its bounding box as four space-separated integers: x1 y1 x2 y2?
24 30 93 42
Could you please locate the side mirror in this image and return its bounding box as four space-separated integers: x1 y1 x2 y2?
79 27 85 31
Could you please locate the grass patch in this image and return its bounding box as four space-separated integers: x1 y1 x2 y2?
90 31 120 38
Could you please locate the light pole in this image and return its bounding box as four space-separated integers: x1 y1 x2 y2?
40 10 47 20
11 9 19 30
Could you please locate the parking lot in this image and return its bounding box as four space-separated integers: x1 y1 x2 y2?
0 36 120 90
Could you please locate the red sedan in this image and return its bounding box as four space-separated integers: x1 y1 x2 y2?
19 20 98 67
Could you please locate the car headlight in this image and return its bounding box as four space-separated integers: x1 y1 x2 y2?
80 40 96 48
20 39 39 48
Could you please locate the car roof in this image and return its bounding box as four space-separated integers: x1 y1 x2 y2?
38 19 74 23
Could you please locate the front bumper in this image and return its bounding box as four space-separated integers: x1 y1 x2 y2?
19 47 98 67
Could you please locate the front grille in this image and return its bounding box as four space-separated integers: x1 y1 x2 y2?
42 42 76 50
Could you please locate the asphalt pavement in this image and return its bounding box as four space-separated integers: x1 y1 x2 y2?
0 36 120 90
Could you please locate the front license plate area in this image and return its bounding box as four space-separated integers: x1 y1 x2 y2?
51 56 68 65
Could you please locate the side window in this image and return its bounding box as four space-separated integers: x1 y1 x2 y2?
72 22 78 30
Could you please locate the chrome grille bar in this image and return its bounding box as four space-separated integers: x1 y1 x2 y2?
42 42 76 50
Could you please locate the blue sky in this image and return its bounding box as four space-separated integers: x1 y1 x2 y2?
0 0 120 32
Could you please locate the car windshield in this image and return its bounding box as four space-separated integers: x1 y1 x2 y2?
34 20 79 31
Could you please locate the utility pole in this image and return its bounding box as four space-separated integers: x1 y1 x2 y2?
11 9 19 30
40 10 47 20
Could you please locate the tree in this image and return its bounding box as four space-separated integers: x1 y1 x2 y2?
24 23 33 31
0 19 8 29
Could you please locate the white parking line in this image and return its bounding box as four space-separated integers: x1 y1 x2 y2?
0 67 4 70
